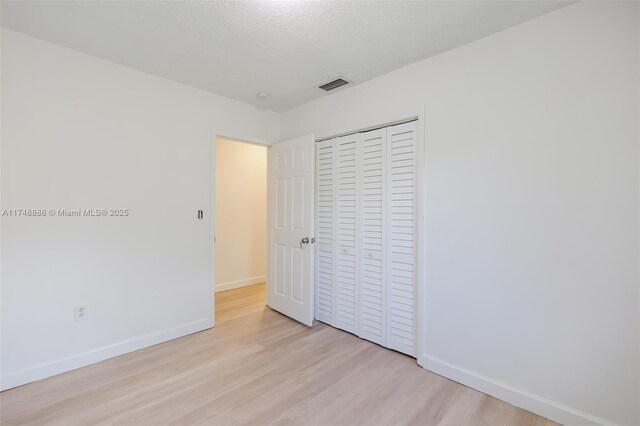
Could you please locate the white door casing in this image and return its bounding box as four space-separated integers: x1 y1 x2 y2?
267 134 315 326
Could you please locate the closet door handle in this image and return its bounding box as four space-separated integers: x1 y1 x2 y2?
300 236 310 248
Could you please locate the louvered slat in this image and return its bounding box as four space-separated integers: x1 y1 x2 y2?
334 134 358 334
386 122 416 356
315 140 334 324
314 121 416 357
357 129 386 345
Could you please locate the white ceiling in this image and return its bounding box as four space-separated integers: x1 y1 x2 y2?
1 1 571 112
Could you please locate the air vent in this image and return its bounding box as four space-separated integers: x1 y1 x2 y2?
318 78 350 92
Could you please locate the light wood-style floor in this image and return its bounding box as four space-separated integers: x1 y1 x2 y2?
1 283 556 426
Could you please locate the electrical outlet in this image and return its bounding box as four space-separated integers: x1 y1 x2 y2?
74 304 87 321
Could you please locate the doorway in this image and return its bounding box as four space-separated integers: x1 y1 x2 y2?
214 137 268 323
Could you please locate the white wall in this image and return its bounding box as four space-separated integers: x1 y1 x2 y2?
281 2 640 425
215 138 266 292
0 29 280 390
2 3 639 424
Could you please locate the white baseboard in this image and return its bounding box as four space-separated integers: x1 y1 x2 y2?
421 354 614 426
0 318 211 391
215 275 265 293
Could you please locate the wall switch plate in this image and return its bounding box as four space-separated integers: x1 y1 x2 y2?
74 304 87 321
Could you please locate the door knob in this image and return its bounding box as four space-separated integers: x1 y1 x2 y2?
299 237 316 248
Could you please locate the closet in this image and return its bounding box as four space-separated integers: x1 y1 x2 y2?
315 121 417 357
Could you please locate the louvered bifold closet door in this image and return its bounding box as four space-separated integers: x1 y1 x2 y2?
334 134 358 334
357 129 387 346
386 122 417 356
315 139 335 324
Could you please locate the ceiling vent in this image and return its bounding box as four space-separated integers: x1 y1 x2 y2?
318 78 350 92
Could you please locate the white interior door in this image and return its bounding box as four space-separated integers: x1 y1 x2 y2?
315 140 335 324
334 134 358 334
312 121 417 357
267 134 315 326
358 128 387 346
386 121 417 356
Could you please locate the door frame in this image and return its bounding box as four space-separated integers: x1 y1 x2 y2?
209 131 271 328
416 109 426 368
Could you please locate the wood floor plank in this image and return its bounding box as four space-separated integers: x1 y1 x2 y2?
0 283 556 426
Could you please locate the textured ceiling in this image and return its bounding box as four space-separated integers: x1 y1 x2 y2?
1 1 571 112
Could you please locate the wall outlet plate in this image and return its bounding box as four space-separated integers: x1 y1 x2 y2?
74 304 87 321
